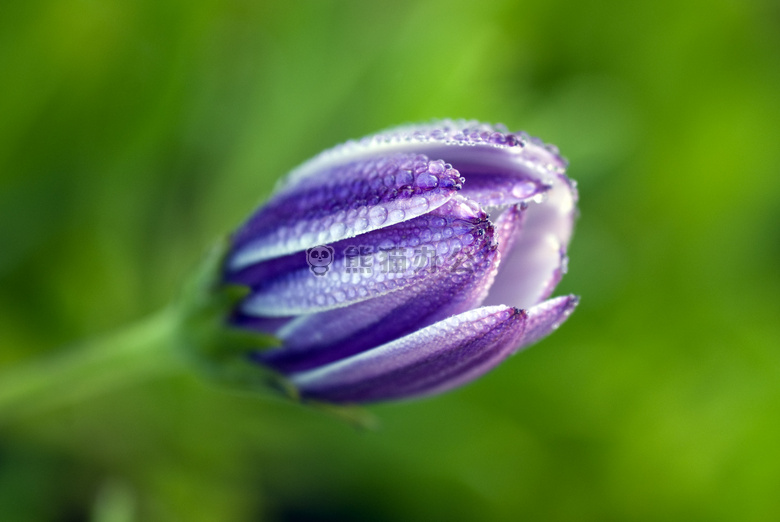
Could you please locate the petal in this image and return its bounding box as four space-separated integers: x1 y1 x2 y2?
255 216 500 372
228 153 462 269
235 196 495 317
483 173 577 309
287 120 567 187
515 294 579 348
285 120 566 209
491 203 526 257
288 295 578 403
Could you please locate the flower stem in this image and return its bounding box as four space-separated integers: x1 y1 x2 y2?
0 307 185 426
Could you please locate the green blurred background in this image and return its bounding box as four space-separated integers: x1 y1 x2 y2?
2 0 779 520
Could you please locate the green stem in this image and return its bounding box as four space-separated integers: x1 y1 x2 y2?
0 307 185 426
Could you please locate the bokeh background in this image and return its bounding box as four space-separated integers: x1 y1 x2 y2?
2 0 779 520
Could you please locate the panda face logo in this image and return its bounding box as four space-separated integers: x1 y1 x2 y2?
306 245 334 276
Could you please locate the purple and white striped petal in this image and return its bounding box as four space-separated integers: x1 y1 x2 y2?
255 218 500 372
228 153 463 270
289 295 578 403
490 203 526 256
282 120 565 208
285 120 567 188
483 173 577 309
237 196 494 317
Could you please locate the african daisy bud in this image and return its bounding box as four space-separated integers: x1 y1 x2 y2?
215 120 579 403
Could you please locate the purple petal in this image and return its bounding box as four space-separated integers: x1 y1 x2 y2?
255 215 500 372
289 295 577 403
228 153 462 269
285 120 566 210
287 120 567 184
514 294 579 348
483 173 577 309
491 203 526 257
236 196 495 317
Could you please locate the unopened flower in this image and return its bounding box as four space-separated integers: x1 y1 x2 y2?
221 120 578 403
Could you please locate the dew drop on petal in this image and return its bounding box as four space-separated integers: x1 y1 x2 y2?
330 222 347 237
511 181 538 200
369 206 389 226
415 172 439 189
389 208 406 222
406 196 430 214
428 160 445 174
395 169 414 186
354 216 369 231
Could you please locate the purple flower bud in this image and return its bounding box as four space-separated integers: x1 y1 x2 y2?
223 120 579 403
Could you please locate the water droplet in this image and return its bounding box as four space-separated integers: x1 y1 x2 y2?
489 132 507 145
413 160 429 174
389 208 405 222
354 217 369 231
406 196 430 215
300 232 315 246
395 169 413 186
415 172 439 189
428 160 445 174
511 181 538 200
369 206 388 226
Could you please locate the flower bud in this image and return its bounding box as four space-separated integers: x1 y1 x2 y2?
202 120 579 403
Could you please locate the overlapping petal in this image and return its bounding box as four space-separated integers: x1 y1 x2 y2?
289 295 578 403
229 153 463 269
256 202 501 372
231 195 495 317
